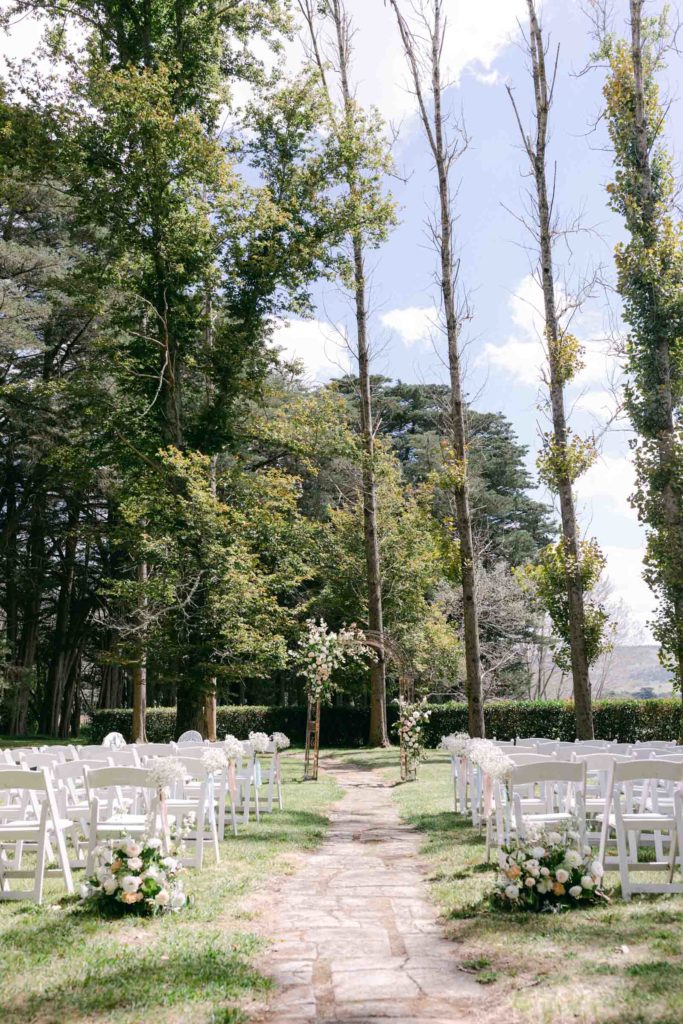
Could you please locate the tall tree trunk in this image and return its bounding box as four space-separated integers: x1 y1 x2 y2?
131 561 148 742
10 495 45 735
302 0 389 745
45 508 79 736
510 0 594 738
390 0 485 736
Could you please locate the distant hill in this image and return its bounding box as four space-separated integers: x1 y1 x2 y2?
590 645 674 698
542 645 676 699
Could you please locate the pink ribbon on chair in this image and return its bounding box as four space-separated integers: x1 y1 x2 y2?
158 788 171 852
228 763 237 801
483 773 493 819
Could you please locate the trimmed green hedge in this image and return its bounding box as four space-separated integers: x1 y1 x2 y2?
421 699 682 746
90 705 373 747
91 698 681 746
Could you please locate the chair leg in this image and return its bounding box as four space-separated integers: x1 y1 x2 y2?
54 826 74 895
34 814 48 905
615 817 631 902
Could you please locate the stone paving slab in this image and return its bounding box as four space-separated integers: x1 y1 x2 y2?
259 757 484 1023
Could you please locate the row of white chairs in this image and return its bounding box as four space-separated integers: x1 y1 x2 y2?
0 736 286 903
446 738 683 900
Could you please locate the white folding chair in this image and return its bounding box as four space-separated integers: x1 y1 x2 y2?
84 766 163 875
261 743 284 814
164 756 220 869
132 742 176 758
0 768 74 903
599 760 683 900
497 760 586 847
235 744 260 825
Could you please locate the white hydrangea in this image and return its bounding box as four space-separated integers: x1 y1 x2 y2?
248 731 270 754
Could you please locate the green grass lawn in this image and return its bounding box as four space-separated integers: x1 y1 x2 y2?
332 747 683 1024
0 754 340 1024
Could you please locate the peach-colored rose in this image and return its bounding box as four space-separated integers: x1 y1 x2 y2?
552 882 566 896
111 859 122 872
507 866 521 880
121 891 143 904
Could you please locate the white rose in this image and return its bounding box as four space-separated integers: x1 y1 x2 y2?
525 876 536 888
146 837 162 850
127 856 143 871
122 839 142 858
524 859 539 871
103 876 119 895
580 875 594 890
96 865 112 882
170 891 187 910
591 861 604 878
120 874 142 894
565 850 581 868
536 881 548 894
154 889 170 906
548 832 562 845
531 847 545 860
161 857 177 872
504 884 520 900
79 883 92 900
556 869 569 884
569 885 582 899
540 867 550 877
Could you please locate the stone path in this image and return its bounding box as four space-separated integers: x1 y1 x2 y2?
260 757 484 1023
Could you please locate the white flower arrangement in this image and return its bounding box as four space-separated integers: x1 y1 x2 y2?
248 731 270 754
223 735 244 762
467 739 514 782
289 618 376 704
80 836 187 915
147 757 186 791
393 697 432 773
271 732 291 751
201 749 228 773
494 827 608 911
439 732 471 757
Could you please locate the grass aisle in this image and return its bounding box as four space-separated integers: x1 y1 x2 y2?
332 748 683 1024
0 756 340 1024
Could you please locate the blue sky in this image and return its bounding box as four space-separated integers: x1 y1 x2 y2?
4 0 682 639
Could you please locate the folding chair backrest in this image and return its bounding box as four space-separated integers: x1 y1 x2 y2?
133 743 176 757
173 745 206 758
107 749 141 767
510 760 586 786
575 752 630 770
612 759 683 784
85 765 157 792
20 751 63 771
173 755 214 780
508 752 558 765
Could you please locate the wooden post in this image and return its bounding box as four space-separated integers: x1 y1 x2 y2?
304 698 321 781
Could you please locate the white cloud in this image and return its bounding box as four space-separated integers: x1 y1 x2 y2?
578 453 637 523
381 305 439 346
482 274 615 390
270 318 350 383
574 389 620 420
602 543 655 637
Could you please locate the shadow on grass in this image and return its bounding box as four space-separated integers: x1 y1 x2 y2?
0 911 269 1024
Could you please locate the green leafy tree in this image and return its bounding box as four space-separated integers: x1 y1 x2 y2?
600 2 683 698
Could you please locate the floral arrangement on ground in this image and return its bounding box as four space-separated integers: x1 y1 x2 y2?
80 836 188 915
494 827 608 912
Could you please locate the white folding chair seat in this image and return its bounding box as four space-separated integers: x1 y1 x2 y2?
0 768 74 903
